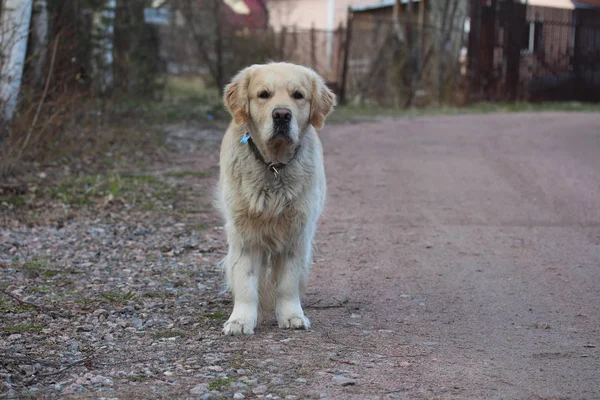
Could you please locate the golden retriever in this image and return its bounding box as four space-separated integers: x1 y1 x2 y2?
216 62 336 335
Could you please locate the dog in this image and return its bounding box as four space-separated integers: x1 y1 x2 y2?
216 62 336 335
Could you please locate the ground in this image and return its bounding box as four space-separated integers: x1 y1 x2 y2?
1 112 599 399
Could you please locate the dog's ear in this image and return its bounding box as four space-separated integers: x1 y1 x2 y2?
310 72 337 129
223 66 255 125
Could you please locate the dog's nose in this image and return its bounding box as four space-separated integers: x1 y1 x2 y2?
272 108 292 122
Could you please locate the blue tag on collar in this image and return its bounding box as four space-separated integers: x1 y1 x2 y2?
240 133 250 144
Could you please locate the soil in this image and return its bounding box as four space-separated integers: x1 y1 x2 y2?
1 112 599 399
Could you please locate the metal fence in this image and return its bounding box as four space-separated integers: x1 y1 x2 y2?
469 1 600 102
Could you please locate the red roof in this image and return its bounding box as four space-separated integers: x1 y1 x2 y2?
224 0 267 30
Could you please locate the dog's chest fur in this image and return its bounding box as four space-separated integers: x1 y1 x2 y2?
229 164 312 251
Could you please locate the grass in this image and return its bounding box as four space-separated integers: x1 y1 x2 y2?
166 170 212 179
112 75 227 123
2 323 45 334
50 172 177 208
10 258 64 280
0 298 37 313
208 377 235 391
0 195 26 206
100 290 136 304
203 311 228 322
328 101 600 124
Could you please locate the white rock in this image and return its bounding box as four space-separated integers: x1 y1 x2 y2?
190 383 209 395
332 375 356 386
252 384 268 394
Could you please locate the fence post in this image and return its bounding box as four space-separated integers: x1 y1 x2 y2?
279 26 287 61
336 22 344 87
467 0 483 101
310 23 317 69
292 25 298 61
339 7 353 104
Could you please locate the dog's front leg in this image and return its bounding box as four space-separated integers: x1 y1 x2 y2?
223 247 262 335
274 243 311 330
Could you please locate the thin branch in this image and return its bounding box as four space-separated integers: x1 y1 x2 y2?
0 288 43 310
20 31 61 153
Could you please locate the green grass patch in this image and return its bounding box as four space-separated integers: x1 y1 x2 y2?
152 330 186 340
50 172 177 209
0 298 37 313
0 195 26 206
203 311 228 322
127 373 150 382
99 290 136 304
208 377 234 391
111 76 227 123
328 101 600 124
166 170 212 179
2 323 44 334
22 258 48 269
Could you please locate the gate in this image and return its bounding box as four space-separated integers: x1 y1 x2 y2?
468 0 600 101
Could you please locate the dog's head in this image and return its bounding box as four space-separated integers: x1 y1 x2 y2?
224 62 336 163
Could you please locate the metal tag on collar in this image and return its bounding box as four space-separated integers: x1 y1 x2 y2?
268 163 280 177
240 133 251 144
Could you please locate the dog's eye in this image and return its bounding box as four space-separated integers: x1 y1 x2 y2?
258 91 270 99
292 91 304 100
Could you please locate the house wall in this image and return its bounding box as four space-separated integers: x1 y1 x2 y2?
268 0 384 31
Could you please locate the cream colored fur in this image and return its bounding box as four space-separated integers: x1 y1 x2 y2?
216 62 336 335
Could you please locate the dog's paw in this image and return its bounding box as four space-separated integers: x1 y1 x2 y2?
223 319 255 335
278 314 310 330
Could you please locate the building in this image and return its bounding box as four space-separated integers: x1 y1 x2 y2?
268 0 386 31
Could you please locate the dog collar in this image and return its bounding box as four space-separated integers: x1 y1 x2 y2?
241 132 300 177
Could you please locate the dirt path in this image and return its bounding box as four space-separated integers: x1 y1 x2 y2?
2 113 600 399
308 112 600 398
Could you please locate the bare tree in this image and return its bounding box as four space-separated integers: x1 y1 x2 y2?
430 0 468 104
91 0 116 94
30 0 49 86
0 0 33 123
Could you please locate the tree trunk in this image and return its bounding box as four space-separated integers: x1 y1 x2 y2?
392 0 405 43
213 0 224 90
30 0 49 86
91 0 116 95
0 0 34 123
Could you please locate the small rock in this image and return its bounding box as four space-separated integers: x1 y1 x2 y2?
271 377 285 384
7 334 22 341
163 371 173 376
252 384 268 394
285 396 299 400
190 384 209 395
93 309 109 318
332 375 356 386
207 365 224 372
233 393 245 399
295 378 307 383
231 382 248 388
350 313 361 319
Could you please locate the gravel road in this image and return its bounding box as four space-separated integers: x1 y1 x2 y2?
1 112 599 399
